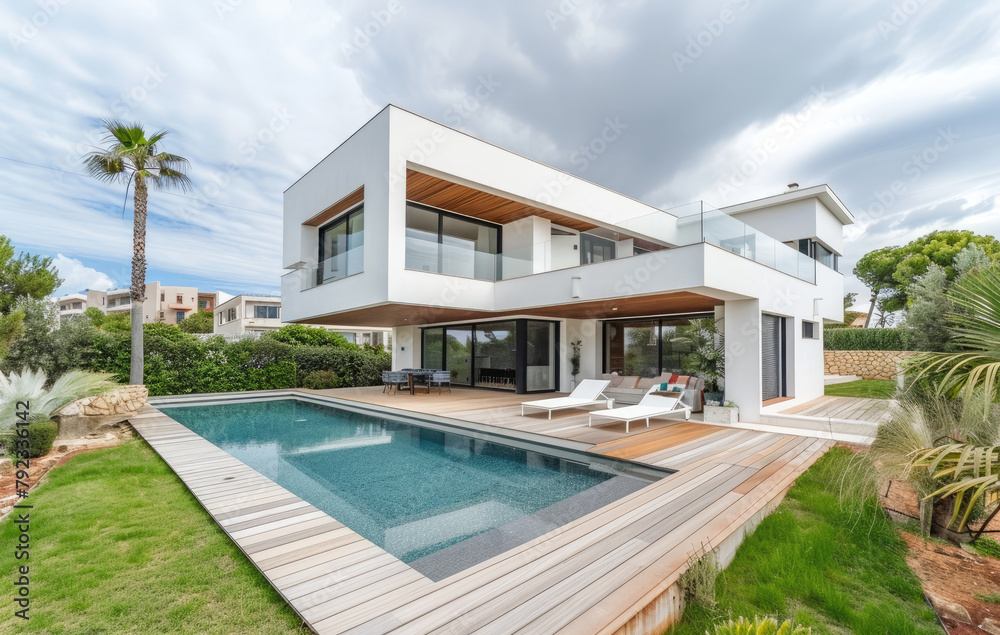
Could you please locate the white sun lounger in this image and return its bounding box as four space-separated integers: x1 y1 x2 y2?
520 379 611 419
588 393 691 433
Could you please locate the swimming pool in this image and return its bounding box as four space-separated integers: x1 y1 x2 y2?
158 398 668 580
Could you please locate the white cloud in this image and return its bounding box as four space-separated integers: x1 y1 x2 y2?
52 254 115 296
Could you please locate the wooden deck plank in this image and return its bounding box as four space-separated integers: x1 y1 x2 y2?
132 386 833 635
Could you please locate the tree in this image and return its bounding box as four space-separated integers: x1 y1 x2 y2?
843 292 857 309
854 231 1000 326
178 309 214 334
902 264 953 352
0 236 61 356
84 121 192 385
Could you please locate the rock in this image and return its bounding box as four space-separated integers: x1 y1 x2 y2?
981 618 1000 635
0 458 12 476
927 594 972 624
57 445 68 452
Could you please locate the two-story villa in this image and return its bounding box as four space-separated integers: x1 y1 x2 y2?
281 106 851 422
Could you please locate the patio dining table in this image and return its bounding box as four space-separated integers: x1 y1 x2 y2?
403 368 439 395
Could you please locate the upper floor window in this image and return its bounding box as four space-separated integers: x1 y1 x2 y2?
227 308 237 322
198 299 208 310
318 205 364 284
72 302 82 310
798 239 839 272
254 305 279 319
580 233 616 265
404 202 499 281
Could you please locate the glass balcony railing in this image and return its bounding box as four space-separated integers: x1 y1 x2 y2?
292 245 364 290
297 204 817 287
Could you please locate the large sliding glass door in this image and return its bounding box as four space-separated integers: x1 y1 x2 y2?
445 326 474 386
421 319 559 393
473 321 516 389
603 315 714 377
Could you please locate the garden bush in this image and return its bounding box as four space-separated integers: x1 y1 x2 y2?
823 327 912 351
291 345 390 388
27 420 58 458
302 370 344 390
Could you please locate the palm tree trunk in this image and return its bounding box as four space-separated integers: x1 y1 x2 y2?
129 175 148 386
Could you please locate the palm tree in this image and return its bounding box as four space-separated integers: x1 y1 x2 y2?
84 121 192 385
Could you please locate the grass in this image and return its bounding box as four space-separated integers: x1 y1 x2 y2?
0 440 302 634
971 537 1000 559
824 379 898 399
668 448 940 635
975 593 1000 604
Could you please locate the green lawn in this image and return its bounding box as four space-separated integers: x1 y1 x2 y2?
669 448 940 635
0 440 302 634
824 379 898 399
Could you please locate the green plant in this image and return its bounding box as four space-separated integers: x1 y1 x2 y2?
971 537 1000 559
0 368 116 432
710 616 811 635
975 592 1000 604
673 317 725 392
679 547 719 609
177 309 214 333
84 119 192 385
25 420 58 458
824 379 897 399
570 339 582 377
907 267 1000 405
823 327 911 351
909 442 999 532
268 324 355 348
302 370 344 390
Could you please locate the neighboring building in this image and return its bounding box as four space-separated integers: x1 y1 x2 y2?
56 284 232 324
850 313 868 328
280 105 852 422
214 294 390 345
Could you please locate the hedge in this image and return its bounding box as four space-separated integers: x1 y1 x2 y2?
823 327 913 351
90 325 390 396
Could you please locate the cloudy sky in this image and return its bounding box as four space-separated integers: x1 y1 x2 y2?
1 1 998 307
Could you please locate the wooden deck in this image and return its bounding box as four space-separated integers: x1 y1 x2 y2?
780 394 894 423
132 387 831 634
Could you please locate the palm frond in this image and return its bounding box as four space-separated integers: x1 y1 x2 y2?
0 369 116 432
910 443 1000 531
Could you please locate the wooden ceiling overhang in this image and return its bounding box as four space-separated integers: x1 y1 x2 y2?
295 291 719 328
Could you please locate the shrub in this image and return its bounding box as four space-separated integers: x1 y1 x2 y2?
292 345 390 388
678 548 718 608
268 324 354 348
823 327 912 351
302 370 344 390
26 420 59 458
711 616 811 635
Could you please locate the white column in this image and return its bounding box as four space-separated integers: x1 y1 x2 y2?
392 325 417 370
724 299 762 423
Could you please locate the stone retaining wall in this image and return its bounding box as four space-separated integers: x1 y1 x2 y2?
824 350 918 380
58 385 148 417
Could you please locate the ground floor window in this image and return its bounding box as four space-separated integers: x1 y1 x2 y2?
602 314 716 378
421 319 558 393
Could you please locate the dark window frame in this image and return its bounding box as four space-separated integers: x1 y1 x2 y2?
600 312 716 376
420 318 559 394
404 200 503 279
802 320 819 340
318 203 365 282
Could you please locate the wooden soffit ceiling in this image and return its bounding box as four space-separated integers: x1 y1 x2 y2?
406 169 597 232
303 186 364 227
296 292 718 328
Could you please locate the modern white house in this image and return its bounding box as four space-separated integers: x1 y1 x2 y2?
281 106 851 422
214 293 390 346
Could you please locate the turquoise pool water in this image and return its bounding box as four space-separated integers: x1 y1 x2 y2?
159 399 655 568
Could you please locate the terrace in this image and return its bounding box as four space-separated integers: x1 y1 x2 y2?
133 386 830 634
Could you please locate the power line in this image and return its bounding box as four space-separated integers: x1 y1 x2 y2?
0 154 283 218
